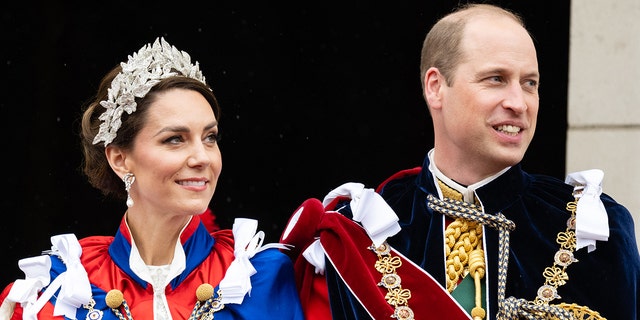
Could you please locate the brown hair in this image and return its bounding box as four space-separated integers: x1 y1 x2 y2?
419 3 525 87
80 65 221 199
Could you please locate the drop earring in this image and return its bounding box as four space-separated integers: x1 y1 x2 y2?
123 173 135 207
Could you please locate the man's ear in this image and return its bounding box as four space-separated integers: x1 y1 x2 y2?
105 145 129 178
424 67 444 111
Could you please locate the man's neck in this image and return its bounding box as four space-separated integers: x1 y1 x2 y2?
427 149 510 202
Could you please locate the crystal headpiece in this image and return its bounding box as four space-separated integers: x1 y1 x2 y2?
93 37 207 146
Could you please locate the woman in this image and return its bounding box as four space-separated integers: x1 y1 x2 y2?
0 37 303 320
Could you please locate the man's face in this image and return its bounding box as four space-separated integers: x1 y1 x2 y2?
435 15 540 181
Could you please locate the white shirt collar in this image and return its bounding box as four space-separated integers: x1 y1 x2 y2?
427 148 510 203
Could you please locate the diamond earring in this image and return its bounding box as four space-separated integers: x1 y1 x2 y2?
123 173 136 207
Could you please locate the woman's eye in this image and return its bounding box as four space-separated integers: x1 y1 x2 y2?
164 135 184 144
205 132 220 143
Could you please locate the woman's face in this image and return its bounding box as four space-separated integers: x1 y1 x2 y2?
124 88 222 217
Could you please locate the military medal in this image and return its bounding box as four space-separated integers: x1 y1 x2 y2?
83 298 104 320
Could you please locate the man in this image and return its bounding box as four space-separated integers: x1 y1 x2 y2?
280 3 640 320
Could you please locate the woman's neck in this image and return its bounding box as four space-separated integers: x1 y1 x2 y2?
125 210 190 265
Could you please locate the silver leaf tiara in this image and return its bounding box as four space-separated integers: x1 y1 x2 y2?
92 37 207 146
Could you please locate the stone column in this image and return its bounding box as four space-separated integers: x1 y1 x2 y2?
567 0 640 247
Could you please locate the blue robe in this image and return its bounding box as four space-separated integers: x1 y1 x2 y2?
1 215 304 320
325 157 640 319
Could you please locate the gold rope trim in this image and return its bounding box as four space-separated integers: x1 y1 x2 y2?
438 180 486 319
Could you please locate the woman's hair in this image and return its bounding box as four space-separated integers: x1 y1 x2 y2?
80 64 221 199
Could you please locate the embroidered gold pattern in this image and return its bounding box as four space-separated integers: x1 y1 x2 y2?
530 199 607 320
369 242 415 320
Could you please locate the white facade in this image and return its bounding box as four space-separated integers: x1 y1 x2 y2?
567 0 640 247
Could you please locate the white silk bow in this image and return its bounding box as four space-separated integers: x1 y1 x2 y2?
322 182 401 248
299 182 401 275
302 240 326 275
565 169 610 252
49 234 92 317
5 256 51 320
6 233 91 320
219 218 289 304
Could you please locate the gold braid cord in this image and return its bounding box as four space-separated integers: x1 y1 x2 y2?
439 180 487 320
432 181 606 320
103 284 224 320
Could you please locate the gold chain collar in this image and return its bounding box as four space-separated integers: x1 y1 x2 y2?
369 242 415 320
430 179 606 319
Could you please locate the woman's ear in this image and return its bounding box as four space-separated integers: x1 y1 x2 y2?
424 67 444 111
105 146 129 179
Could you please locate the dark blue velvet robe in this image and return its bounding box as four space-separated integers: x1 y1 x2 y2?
326 157 640 319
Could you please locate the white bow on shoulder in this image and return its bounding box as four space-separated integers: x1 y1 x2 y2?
565 169 610 252
5 234 91 320
219 218 290 304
